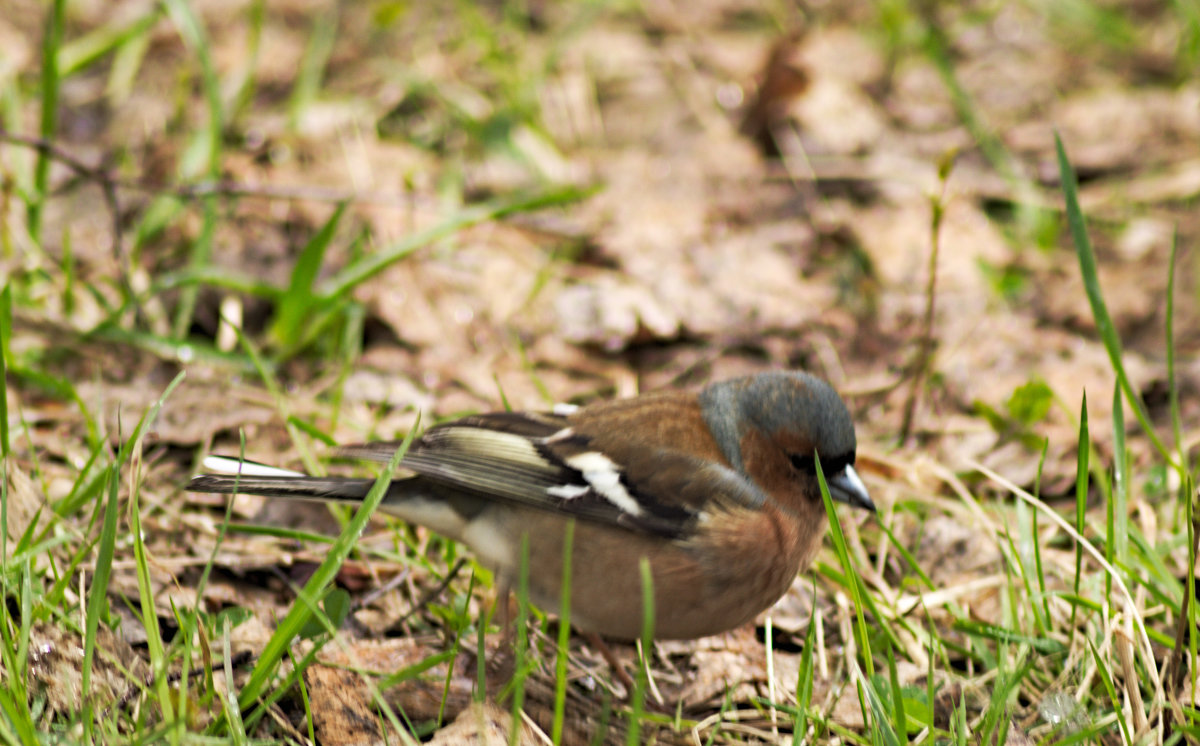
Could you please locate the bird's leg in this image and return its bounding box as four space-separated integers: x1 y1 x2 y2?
496 579 515 644
481 581 518 692
583 632 637 697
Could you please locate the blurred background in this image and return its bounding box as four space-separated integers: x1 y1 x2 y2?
2 0 1198 742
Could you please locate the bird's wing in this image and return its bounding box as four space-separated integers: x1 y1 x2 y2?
338 411 763 538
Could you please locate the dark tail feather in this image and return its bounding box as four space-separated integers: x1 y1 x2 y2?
187 474 378 502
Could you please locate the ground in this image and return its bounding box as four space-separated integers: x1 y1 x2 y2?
2 0 1199 743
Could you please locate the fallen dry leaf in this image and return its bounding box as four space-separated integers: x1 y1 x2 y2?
26 622 148 716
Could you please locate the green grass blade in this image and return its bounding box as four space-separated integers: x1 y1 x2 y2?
226 318 316 473
509 536 531 746
921 20 1011 183
28 0 66 243
1054 132 1171 463
173 605 195 741
858 676 902 746
286 415 338 447
320 186 591 300
151 265 285 301
287 6 339 130
129 443 178 732
817 453 875 679
1071 392 1089 643
81 465 120 734
376 649 459 690
0 283 12 373
1032 439 1052 629
15 561 33 717
1003 502 1047 636
793 589 817 744
1 285 9 568
626 556 655 746
951 620 1065 655
877 516 935 591
552 519 575 745
1188 473 1199 721
192 434 246 611
1110 383 1129 601
162 0 224 340
234 424 416 711
224 522 337 545
225 0 264 124
271 202 347 349
85 325 266 372
56 9 159 76
1086 636 1132 745
885 641 906 737
981 653 1033 744
108 19 152 101
952 690 969 744
475 580 487 703
0 686 37 746
219 616 248 744
1165 230 1183 466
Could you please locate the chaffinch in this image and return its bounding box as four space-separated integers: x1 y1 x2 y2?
189 371 874 641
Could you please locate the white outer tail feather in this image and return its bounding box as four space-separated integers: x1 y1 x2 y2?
201 455 306 478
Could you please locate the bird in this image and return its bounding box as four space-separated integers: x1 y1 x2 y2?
188 370 874 641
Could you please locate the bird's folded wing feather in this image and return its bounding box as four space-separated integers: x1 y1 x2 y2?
336 412 767 538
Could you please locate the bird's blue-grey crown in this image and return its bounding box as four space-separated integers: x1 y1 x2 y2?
698 371 857 474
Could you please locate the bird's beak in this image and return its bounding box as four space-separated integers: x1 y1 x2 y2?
827 465 875 512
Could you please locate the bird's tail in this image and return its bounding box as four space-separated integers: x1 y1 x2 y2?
187 456 478 545
188 456 377 502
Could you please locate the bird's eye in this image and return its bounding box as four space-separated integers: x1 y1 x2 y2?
789 452 855 475
788 453 816 473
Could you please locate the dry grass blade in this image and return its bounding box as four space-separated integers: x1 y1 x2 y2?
970 461 1165 728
